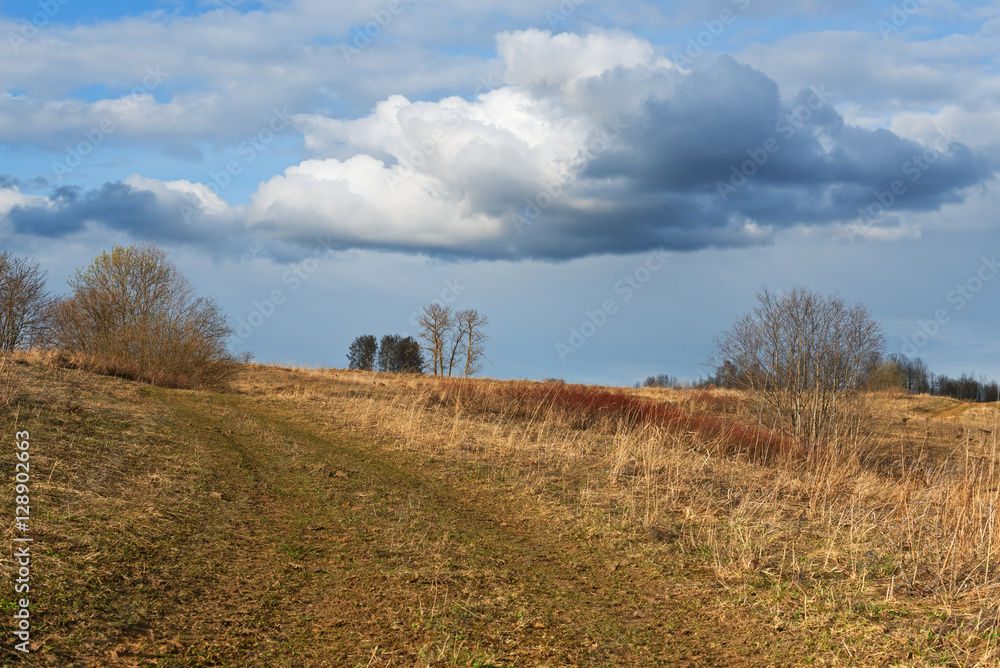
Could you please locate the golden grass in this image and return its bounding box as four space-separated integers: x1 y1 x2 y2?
3 347 236 390
230 366 1000 663
8 352 1000 664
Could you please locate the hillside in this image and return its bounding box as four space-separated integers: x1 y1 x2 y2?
2 356 999 666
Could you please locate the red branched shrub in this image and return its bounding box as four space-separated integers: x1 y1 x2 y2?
435 380 799 465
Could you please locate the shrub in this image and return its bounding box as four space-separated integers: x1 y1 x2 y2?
436 380 796 464
50 243 236 389
711 286 884 449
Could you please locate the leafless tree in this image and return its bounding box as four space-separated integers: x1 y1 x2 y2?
711 286 884 449
456 309 489 377
0 253 54 351
418 305 489 376
417 304 453 375
50 243 235 388
444 320 465 377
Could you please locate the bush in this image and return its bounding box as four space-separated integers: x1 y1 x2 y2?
711 286 884 449
0 252 54 351
50 244 236 389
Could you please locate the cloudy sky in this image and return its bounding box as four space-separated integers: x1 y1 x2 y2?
1 0 999 385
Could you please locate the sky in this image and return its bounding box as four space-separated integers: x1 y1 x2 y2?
1 0 999 386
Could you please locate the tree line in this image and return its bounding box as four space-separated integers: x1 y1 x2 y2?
879 353 999 403
346 305 489 376
643 348 997 405
346 334 424 373
633 286 997 451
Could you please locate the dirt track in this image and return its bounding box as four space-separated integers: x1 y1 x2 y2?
3 365 812 666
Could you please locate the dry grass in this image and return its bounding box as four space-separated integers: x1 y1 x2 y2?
10 354 1000 665
4 356 801 666
3 347 236 390
0 356 23 407
232 367 1000 663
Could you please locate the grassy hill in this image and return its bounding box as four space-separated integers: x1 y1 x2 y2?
3 355 1000 666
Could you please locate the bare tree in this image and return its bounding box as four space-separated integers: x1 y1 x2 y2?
456 309 489 377
444 324 465 377
417 304 453 375
50 243 235 389
711 286 884 449
417 305 489 377
0 253 54 351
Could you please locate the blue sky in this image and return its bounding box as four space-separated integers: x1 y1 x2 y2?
2 0 999 385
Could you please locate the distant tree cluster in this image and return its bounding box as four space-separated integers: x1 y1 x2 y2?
417 305 489 377
880 353 998 403
936 373 999 402
640 374 679 389
347 304 489 377
633 372 735 390
884 354 932 394
346 333 424 373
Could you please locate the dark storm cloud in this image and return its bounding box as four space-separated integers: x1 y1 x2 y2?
5 181 241 249
0 175 49 191
579 56 994 248
279 56 994 261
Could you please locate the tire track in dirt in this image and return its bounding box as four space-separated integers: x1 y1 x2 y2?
157 391 794 666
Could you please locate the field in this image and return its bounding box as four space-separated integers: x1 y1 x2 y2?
4 354 1000 666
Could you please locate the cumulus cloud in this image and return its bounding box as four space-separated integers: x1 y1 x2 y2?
3 29 994 259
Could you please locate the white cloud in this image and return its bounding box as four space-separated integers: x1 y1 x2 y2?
124 174 237 221
247 29 677 252
0 185 48 228
3 21 994 260
248 155 503 246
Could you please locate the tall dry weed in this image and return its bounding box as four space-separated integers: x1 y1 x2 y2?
245 368 1000 638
